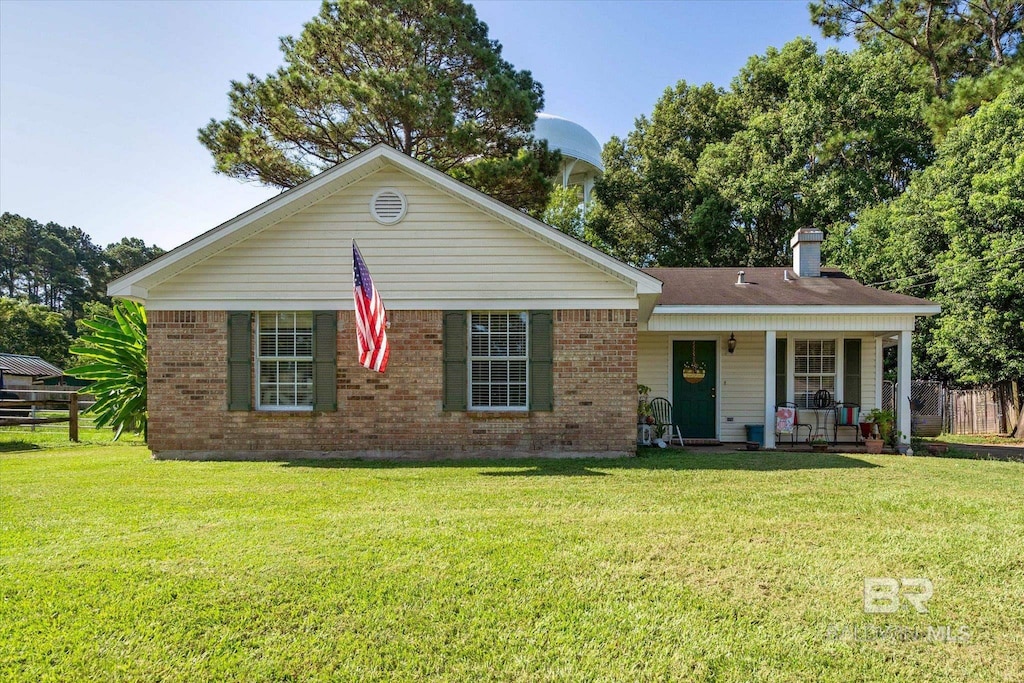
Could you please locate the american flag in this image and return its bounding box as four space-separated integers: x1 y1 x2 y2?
352 241 390 373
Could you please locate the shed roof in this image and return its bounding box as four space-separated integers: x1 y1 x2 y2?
0 353 64 378
643 268 936 308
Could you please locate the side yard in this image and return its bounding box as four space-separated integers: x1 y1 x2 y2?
1 441 1022 682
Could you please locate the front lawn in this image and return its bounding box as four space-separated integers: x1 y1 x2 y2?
2 444 1022 682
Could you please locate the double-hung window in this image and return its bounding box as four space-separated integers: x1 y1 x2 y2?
469 312 528 409
793 339 836 408
256 312 314 410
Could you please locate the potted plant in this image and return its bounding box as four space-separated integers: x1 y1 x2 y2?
810 437 830 452
637 384 653 425
864 434 884 454
864 408 895 444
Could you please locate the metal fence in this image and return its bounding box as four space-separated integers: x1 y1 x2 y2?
880 380 1010 436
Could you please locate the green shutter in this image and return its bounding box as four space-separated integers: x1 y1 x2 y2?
313 311 337 411
529 310 554 411
775 338 787 405
443 311 467 411
227 312 252 411
844 339 862 406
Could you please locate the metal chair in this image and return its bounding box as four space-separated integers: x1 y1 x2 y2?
833 402 862 445
775 401 812 445
648 397 683 446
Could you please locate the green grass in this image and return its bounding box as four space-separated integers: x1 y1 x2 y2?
2 443 1023 682
926 433 1024 447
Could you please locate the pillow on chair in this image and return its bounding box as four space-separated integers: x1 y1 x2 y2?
836 406 860 426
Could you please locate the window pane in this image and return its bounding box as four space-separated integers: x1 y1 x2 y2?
468 312 530 409
471 335 488 356
257 312 315 408
490 384 508 406
510 361 527 383
471 361 489 382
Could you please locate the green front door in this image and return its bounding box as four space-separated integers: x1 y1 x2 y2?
673 340 717 439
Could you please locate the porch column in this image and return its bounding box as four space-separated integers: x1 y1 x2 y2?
764 330 776 449
897 329 912 447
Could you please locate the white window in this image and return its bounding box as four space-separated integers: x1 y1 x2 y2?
257 312 314 410
794 339 836 408
469 312 528 409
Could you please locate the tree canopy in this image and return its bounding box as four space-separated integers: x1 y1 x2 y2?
0 298 72 367
199 0 558 215
590 39 932 267
810 0 1022 97
0 213 163 317
833 84 1023 388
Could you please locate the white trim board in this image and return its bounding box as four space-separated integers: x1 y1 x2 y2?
144 298 641 312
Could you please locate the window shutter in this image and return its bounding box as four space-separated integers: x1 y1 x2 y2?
844 339 862 406
529 310 554 411
313 311 337 411
443 311 467 411
227 312 252 411
775 338 787 405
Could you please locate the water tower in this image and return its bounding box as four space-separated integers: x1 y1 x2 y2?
533 113 603 207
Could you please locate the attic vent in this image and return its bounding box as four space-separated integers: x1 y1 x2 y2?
370 188 407 225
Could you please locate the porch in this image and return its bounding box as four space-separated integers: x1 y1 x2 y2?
637 326 917 448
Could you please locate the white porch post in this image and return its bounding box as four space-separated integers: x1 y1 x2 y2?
764 330 776 449
897 329 912 447
874 337 884 410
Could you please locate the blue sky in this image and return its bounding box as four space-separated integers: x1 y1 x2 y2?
0 1 848 250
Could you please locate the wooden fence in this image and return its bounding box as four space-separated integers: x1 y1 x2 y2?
891 380 1020 436
0 389 86 441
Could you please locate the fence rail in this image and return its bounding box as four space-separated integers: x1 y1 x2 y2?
0 389 93 441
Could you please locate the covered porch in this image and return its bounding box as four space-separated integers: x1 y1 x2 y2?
638 320 921 449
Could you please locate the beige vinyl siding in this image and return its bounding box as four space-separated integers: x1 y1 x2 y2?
860 336 878 411
718 332 765 442
147 168 635 309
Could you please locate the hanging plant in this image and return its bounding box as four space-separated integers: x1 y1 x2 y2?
682 340 706 384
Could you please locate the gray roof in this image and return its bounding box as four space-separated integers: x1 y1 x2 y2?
643 268 936 307
0 353 64 377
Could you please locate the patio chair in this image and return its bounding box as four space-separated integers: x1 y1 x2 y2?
648 397 683 446
833 402 862 445
775 401 812 445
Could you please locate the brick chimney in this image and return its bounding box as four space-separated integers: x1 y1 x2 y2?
791 228 823 278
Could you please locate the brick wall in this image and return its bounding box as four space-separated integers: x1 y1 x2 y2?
148 309 637 458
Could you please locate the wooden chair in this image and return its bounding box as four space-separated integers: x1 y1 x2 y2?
833 402 862 445
775 401 812 444
649 397 683 445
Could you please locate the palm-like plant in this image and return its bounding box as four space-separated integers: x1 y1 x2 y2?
71 300 147 440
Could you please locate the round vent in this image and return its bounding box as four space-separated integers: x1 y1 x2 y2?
370 188 407 225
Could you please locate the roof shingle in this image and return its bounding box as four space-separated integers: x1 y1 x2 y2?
642 268 936 307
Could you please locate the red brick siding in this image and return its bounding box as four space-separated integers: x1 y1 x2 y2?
147 309 637 456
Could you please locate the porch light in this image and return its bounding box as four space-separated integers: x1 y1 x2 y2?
727 333 737 354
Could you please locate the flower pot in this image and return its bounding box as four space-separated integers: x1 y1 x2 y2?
859 422 875 439
864 438 884 454
812 443 829 452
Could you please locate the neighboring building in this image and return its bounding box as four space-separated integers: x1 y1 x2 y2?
0 353 64 400
109 145 938 459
